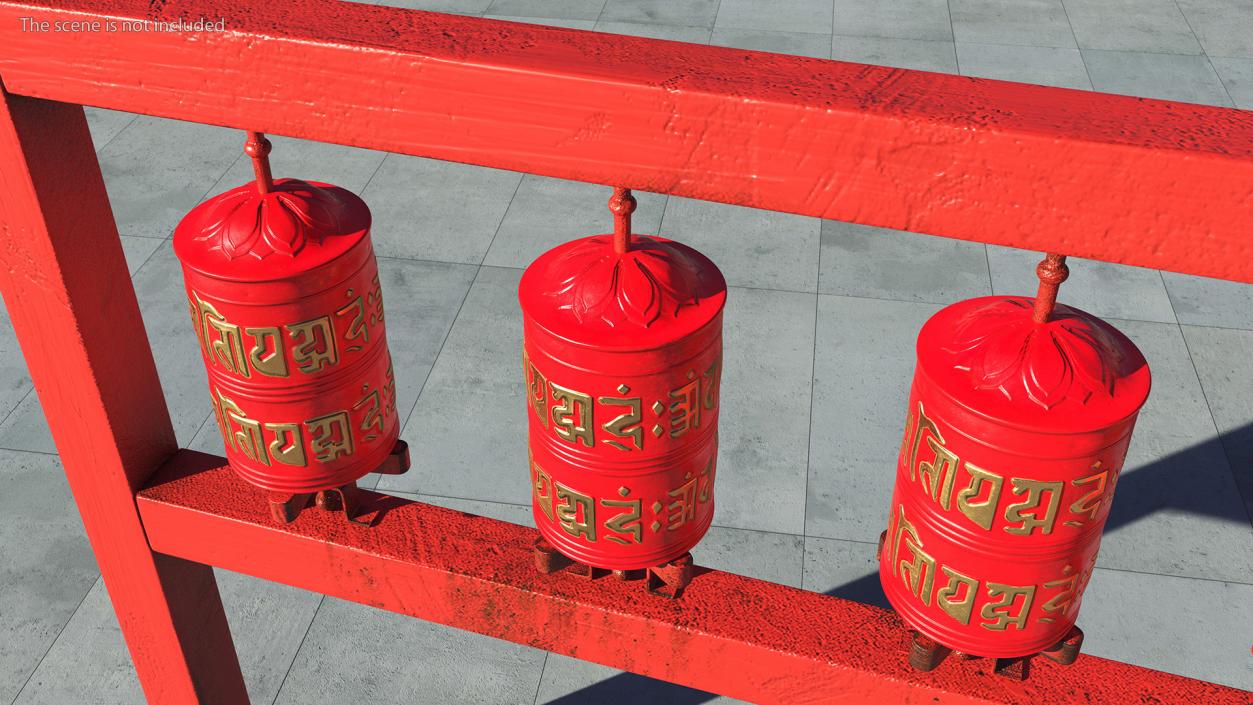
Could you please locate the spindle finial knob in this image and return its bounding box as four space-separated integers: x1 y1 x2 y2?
1032 253 1070 323
608 187 637 255
245 131 275 195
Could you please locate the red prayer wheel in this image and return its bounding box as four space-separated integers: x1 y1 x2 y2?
173 133 407 523
519 189 726 589
879 255 1151 669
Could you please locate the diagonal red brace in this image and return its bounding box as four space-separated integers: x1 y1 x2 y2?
136 451 1249 705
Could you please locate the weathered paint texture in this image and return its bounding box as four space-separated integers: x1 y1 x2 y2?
138 452 1250 705
0 1 1251 281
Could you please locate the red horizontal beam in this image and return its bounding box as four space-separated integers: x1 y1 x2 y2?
2 2 1253 283
136 451 1248 705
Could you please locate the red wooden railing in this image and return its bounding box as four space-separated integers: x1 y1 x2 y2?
0 2 1249 704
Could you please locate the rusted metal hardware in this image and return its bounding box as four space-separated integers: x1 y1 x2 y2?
645 553 695 599
519 188 726 590
880 252 1152 674
267 440 409 525
135 453 1251 705
908 633 952 673
172 132 407 523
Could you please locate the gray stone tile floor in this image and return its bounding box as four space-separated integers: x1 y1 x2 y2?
2 1 1251 702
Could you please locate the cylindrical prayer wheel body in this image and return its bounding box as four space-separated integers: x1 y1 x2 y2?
880 296 1151 658
519 234 727 570
173 178 399 494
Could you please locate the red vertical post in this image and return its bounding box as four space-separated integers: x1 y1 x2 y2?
0 89 249 704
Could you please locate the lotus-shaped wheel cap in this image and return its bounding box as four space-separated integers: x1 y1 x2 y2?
943 298 1125 410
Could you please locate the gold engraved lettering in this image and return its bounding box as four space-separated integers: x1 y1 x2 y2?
669 374 701 439
1040 569 1078 623
955 463 1006 531
601 488 643 545
531 456 554 521
305 411 354 463
1003 478 1064 535
697 456 714 504
286 316 338 374
366 274 385 327
891 504 937 605
382 362 399 418
265 422 306 467
550 383 594 447
196 295 250 377
353 387 384 443
667 472 699 531
245 326 288 377
555 485 597 541
335 290 369 353
980 583 1036 631
218 392 268 464
1040 561 1095 623
907 403 958 510
188 298 205 354
701 356 721 411
522 351 549 428
599 395 643 451
1064 463 1109 528
935 566 980 625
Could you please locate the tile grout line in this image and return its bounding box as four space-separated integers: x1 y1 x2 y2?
477 173 526 268
1057 0 1098 90
593 0 611 24
1175 323 1253 532
946 0 959 70
800 534 810 589
829 0 837 58
1092 561 1253 589
268 594 327 705
92 112 139 155
0 445 57 457
355 150 393 197
9 575 102 705
1171 0 1239 107
529 652 550 705
381 264 486 492
800 217 822 590
1157 269 1182 326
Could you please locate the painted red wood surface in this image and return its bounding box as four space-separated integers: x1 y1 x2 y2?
136 451 1250 705
1 1 1252 283
0 90 249 704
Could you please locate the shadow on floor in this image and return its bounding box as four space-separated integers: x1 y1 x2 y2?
539 423 1253 704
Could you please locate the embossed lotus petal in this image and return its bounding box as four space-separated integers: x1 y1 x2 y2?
194 180 344 260
943 298 1125 410
544 235 704 328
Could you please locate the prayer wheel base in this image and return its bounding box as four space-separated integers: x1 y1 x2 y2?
264 439 410 525
878 531 1085 679
903 625 1085 679
533 537 695 598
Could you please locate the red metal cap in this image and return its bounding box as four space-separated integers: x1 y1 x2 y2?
917 295 1151 434
173 133 370 284
518 188 726 352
